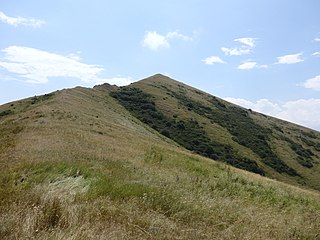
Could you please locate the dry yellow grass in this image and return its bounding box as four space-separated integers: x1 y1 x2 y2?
0 86 320 239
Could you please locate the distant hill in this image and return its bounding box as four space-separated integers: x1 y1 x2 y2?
0 75 320 239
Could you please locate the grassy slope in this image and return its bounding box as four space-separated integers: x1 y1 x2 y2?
0 85 320 239
128 74 320 191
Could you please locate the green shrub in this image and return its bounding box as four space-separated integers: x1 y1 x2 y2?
0 110 13 117
160 129 170 137
279 136 315 168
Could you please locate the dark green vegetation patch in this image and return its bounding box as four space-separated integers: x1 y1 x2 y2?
0 109 13 118
279 135 315 168
111 87 265 175
166 89 299 176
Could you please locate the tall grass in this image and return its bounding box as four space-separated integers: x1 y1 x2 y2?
0 87 320 239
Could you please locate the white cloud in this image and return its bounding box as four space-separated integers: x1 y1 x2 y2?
259 64 268 69
142 31 170 50
224 97 320 130
238 61 257 70
237 61 268 70
0 46 103 84
311 51 320 57
142 31 192 51
221 46 251 56
67 53 82 61
94 76 134 86
166 31 193 41
202 56 225 65
221 37 256 56
277 99 320 130
224 98 282 116
234 38 256 48
0 11 45 28
302 75 320 91
224 97 253 108
0 46 133 86
314 37 320 42
276 53 304 64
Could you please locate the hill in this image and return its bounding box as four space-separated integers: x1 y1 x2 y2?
0 76 320 239
111 74 320 191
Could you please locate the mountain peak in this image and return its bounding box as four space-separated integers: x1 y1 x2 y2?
138 74 184 87
143 73 174 82
152 73 169 78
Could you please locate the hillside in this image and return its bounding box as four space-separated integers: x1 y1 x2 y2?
0 77 320 239
111 74 320 191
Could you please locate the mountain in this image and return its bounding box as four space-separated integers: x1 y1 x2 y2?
0 75 320 239
110 74 320 190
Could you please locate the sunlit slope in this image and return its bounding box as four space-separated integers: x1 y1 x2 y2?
112 74 320 190
0 86 169 169
0 84 320 239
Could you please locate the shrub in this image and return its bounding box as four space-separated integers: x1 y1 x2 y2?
160 129 170 137
285 138 315 168
0 110 13 118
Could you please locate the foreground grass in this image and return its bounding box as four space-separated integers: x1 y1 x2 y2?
1 153 320 239
0 87 320 239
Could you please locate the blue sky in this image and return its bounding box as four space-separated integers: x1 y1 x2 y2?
1 0 320 130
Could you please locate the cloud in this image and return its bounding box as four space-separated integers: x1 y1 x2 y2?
224 97 320 130
224 98 282 116
221 47 251 56
238 61 257 70
276 53 304 64
302 75 320 91
221 37 256 56
202 56 225 65
0 11 45 28
312 51 320 57
0 46 103 84
94 76 134 86
314 37 320 42
166 31 193 41
67 52 82 61
259 64 268 68
0 46 133 86
277 99 320 130
142 31 192 50
142 31 170 50
234 38 256 48
237 61 268 70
